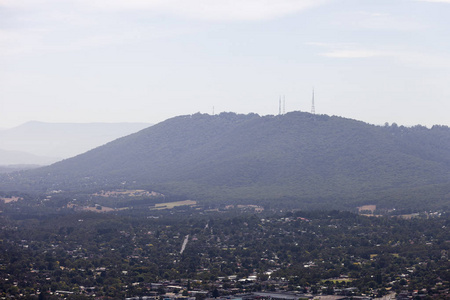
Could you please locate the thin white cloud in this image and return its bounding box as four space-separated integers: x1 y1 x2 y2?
87 0 330 21
0 26 194 57
0 0 201 57
1 0 330 21
322 49 387 58
0 0 332 58
309 42 450 68
333 10 426 31
0 0 48 7
307 42 388 59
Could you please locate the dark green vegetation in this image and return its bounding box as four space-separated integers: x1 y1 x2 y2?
0 206 448 299
0 112 449 210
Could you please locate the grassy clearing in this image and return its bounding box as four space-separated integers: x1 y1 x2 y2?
153 200 197 210
0 196 21 203
321 278 354 283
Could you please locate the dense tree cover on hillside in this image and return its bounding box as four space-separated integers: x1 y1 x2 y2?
0 112 449 210
0 205 448 299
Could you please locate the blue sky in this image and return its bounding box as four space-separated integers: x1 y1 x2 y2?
1 0 450 128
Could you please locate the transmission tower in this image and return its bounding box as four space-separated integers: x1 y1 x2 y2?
279 96 282 115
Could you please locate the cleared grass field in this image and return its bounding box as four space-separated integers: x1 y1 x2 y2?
0 196 21 203
321 278 355 283
153 200 197 209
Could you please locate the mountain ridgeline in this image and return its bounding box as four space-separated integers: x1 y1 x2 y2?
1 112 449 210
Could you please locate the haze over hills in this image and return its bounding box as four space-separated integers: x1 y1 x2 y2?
0 121 152 165
0 148 57 166
1 112 449 210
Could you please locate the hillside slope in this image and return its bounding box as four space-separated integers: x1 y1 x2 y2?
1 112 449 210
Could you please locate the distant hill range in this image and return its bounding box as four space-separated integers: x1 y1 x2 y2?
0 112 449 210
0 148 57 166
0 121 152 166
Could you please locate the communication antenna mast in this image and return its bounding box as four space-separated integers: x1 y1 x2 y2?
279 96 282 115
212 106 215 115
283 95 286 114
311 88 316 114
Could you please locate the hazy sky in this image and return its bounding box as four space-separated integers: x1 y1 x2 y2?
1 0 450 128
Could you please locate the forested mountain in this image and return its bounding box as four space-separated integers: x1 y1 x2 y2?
1 112 449 210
